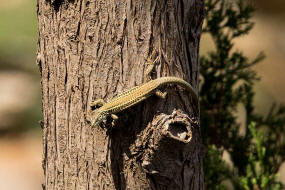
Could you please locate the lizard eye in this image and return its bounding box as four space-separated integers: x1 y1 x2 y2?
98 113 105 121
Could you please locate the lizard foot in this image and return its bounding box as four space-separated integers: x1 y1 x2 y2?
90 99 106 110
111 114 119 127
155 90 168 99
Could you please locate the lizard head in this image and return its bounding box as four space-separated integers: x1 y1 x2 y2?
91 110 108 127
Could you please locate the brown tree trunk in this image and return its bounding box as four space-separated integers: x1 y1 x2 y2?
37 0 205 189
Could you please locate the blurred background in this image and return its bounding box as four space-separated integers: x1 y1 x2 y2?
0 0 284 189
0 0 43 189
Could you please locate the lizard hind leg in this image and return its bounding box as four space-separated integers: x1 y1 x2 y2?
155 90 168 99
145 48 159 81
90 99 106 110
111 114 119 127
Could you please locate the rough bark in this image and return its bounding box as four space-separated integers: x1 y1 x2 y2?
37 0 205 189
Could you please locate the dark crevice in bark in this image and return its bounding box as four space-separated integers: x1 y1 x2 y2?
51 0 62 12
110 132 126 190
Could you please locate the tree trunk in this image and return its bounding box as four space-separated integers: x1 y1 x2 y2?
37 0 205 189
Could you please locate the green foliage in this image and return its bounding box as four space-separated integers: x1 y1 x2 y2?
203 145 231 190
239 123 283 190
201 0 285 189
251 104 285 174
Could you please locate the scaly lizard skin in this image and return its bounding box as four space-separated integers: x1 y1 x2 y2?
90 76 198 127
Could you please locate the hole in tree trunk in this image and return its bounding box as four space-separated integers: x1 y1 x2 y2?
168 122 191 141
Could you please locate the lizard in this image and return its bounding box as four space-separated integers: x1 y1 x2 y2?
90 54 199 127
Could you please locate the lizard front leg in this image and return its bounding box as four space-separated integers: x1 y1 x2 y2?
111 114 119 127
155 90 168 99
90 99 106 110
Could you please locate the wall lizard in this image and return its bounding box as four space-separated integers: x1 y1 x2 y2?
90 76 199 127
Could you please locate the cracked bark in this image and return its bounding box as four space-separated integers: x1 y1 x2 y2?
37 0 205 189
